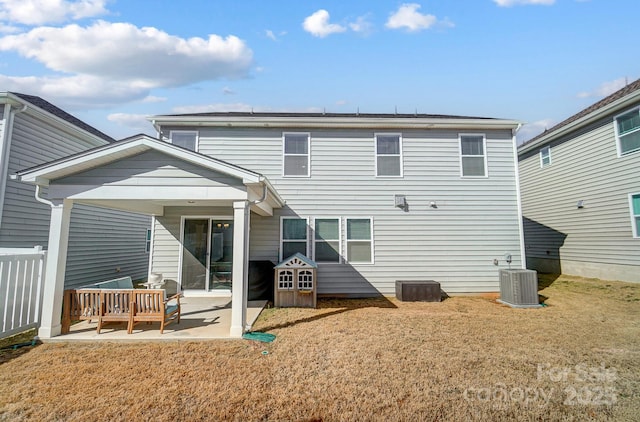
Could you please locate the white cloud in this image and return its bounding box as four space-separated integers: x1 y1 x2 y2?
140 95 166 103
0 21 253 86
577 77 628 99
385 3 438 32
517 118 556 144
0 23 19 33
349 14 373 35
0 73 151 107
107 113 153 133
222 86 235 95
303 9 346 38
493 0 555 7
0 0 108 25
265 29 277 41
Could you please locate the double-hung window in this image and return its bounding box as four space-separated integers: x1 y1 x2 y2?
345 218 373 263
169 130 198 151
375 134 402 177
283 133 310 177
460 134 487 177
540 146 551 167
314 218 341 263
280 217 308 260
631 194 640 238
615 107 640 156
145 229 151 253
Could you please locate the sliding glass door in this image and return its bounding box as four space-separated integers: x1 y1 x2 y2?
181 218 233 292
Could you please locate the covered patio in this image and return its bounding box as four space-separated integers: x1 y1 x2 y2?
15 135 284 339
53 297 268 341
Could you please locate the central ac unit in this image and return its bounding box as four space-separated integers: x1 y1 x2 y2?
498 269 541 308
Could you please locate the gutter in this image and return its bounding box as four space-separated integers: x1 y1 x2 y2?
511 123 527 269
0 103 28 229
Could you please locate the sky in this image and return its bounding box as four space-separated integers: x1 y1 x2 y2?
0 0 638 143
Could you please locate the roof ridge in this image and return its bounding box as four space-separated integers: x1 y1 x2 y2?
521 77 640 147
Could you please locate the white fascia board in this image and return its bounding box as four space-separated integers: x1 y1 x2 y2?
0 92 110 147
49 184 248 201
518 89 640 155
149 115 521 131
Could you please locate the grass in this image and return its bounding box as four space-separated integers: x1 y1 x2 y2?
0 274 638 421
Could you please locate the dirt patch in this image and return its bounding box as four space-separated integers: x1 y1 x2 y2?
0 275 638 421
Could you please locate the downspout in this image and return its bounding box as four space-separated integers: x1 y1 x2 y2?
250 181 269 205
511 123 527 269
0 103 28 229
33 184 55 207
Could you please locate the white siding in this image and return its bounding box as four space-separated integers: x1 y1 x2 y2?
157 126 522 295
519 113 640 282
0 112 151 286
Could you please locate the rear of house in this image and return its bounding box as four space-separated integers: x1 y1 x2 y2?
150 112 525 296
518 79 640 283
0 92 151 286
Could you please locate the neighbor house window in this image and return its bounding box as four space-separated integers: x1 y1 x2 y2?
375 134 403 177
169 130 198 151
540 146 552 167
280 217 308 260
345 218 373 263
460 134 487 177
145 229 151 253
314 218 341 263
283 133 310 177
615 107 640 156
631 194 640 238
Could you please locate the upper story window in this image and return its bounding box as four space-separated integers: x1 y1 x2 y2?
631 194 640 238
459 134 487 177
314 218 341 263
283 133 310 177
280 217 308 260
169 130 198 152
540 146 552 168
615 107 640 156
375 134 403 177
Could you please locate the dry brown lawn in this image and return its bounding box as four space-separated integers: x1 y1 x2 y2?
1 274 639 421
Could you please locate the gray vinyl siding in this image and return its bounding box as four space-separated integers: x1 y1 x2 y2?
0 111 151 286
56 150 245 188
158 126 523 295
519 111 640 281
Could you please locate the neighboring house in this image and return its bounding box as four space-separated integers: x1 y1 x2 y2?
0 92 151 286
518 79 640 283
16 112 524 338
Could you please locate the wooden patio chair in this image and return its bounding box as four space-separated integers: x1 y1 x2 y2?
61 289 102 334
128 290 181 334
97 289 134 333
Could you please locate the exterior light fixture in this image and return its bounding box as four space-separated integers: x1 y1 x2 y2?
429 201 438 209
576 200 584 209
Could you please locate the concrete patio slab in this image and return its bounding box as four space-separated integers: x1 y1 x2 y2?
48 297 267 341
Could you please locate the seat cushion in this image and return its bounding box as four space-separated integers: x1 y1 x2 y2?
165 304 179 315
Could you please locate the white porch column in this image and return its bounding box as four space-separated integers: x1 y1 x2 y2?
230 200 249 337
39 199 73 338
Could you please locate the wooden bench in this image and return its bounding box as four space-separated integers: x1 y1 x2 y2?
128 290 181 334
61 289 102 334
97 289 135 334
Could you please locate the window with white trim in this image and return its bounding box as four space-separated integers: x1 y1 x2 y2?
375 134 403 177
278 270 294 290
314 218 341 263
169 130 198 151
540 146 551 167
298 270 313 290
615 107 640 156
460 134 487 177
283 133 310 176
145 229 151 253
280 217 308 260
631 194 640 238
345 218 373 263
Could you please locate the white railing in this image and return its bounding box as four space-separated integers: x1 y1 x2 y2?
0 246 46 338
